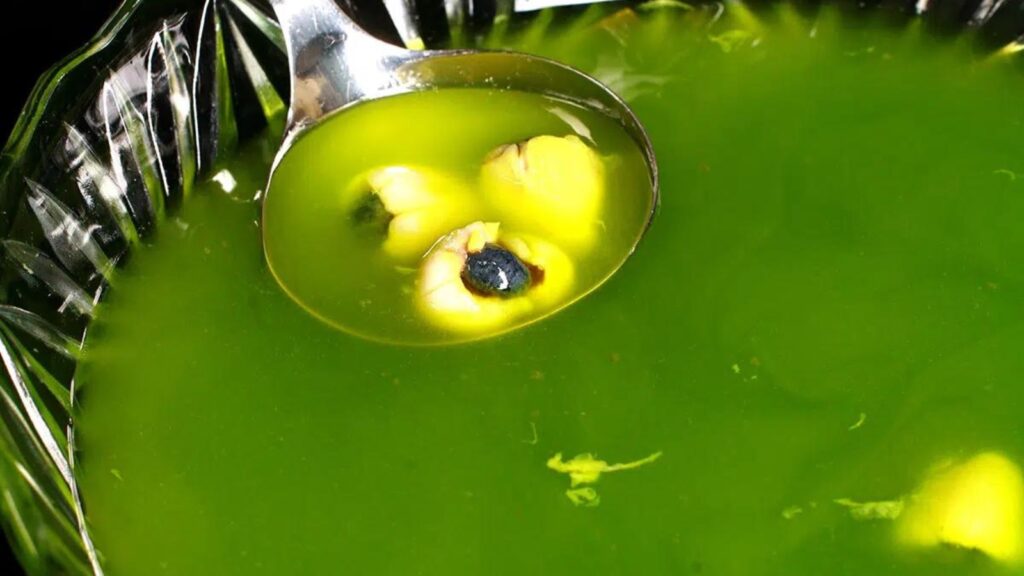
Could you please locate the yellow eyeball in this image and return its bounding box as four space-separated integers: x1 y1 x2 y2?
480 135 605 251
496 232 574 307
345 166 475 261
417 221 574 334
899 451 1024 564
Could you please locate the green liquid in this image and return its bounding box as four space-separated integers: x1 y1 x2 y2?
76 6 1024 576
263 89 652 344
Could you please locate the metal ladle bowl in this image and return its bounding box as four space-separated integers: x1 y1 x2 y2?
267 0 658 205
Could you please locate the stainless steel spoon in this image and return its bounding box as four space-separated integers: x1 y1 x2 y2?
267 0 658 197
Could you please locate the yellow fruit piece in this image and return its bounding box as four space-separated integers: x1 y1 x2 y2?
480 135 605 251
417 222 574 334
418 222 510 331
899 452 1024 563
346 166 474 261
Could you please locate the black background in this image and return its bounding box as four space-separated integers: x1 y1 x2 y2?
0 3 122 574
0 1 122 141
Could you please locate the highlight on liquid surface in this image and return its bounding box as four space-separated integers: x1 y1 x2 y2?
263 89 653 344
75 4 1024 576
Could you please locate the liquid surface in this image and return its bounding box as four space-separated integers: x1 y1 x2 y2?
263 89 653 344
76 5 1024 576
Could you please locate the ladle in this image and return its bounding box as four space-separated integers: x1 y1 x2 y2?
266 0 658 197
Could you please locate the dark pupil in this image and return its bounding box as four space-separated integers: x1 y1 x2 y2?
461 244 532 298
350 192 392 236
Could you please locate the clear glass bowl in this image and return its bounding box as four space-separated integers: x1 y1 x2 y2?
0 0 1021 573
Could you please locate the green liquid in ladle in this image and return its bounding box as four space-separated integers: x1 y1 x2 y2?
263 88 653 344
75 4 1024 575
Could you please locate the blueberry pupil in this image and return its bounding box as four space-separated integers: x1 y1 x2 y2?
462 244 531 297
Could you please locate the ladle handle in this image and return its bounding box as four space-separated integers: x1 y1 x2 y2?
269 0 411 131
